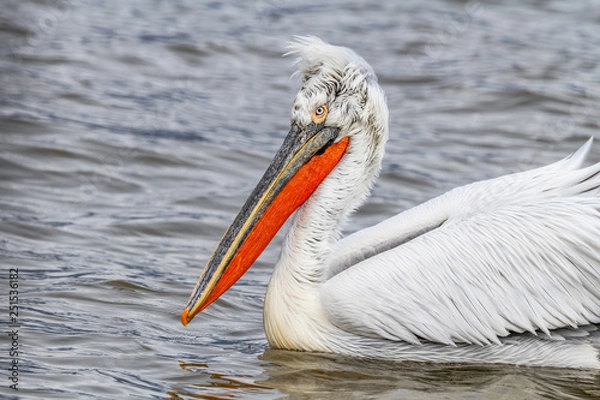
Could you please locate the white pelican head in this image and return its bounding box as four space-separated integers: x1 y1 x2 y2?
182 36 388 325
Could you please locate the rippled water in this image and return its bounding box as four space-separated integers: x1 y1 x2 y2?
2 0 600 398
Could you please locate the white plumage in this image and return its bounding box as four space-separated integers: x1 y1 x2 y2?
326 141 600 345
185 36 600 368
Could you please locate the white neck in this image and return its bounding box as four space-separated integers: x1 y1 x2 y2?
263 128 386 351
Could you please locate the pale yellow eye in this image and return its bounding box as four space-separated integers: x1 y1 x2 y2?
311 105 329 123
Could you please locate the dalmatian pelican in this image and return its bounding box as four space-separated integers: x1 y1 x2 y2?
182 36 600 368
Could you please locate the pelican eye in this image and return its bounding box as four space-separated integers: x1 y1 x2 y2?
311 105 329 124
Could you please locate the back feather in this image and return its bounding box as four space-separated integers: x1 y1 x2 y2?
323 139 600 346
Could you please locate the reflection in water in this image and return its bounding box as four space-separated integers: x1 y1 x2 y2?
169 360 277 399
171 351 600 399
259 350 600 400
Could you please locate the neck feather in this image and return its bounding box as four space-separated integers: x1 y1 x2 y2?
275 128 386 285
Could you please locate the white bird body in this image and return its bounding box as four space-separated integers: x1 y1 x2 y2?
183 37 600 369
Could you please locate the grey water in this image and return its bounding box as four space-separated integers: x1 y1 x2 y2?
1 0 600 398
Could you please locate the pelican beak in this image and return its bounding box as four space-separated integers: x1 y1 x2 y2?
182 122 349 326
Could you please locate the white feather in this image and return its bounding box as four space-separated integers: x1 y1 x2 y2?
262 37 600 368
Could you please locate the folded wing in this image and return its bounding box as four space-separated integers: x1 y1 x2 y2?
322 139 600 346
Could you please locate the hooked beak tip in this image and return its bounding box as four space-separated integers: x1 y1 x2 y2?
181 308 191 326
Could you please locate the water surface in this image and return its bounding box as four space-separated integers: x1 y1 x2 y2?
2 0 600 398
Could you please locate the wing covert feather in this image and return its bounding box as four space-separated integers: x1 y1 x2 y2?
321 139 600 346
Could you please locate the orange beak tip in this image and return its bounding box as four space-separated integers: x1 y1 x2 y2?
181 308 191 327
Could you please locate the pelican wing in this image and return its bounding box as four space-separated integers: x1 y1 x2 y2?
322 139 600 346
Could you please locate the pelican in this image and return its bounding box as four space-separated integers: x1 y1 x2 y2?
182 36 600 368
